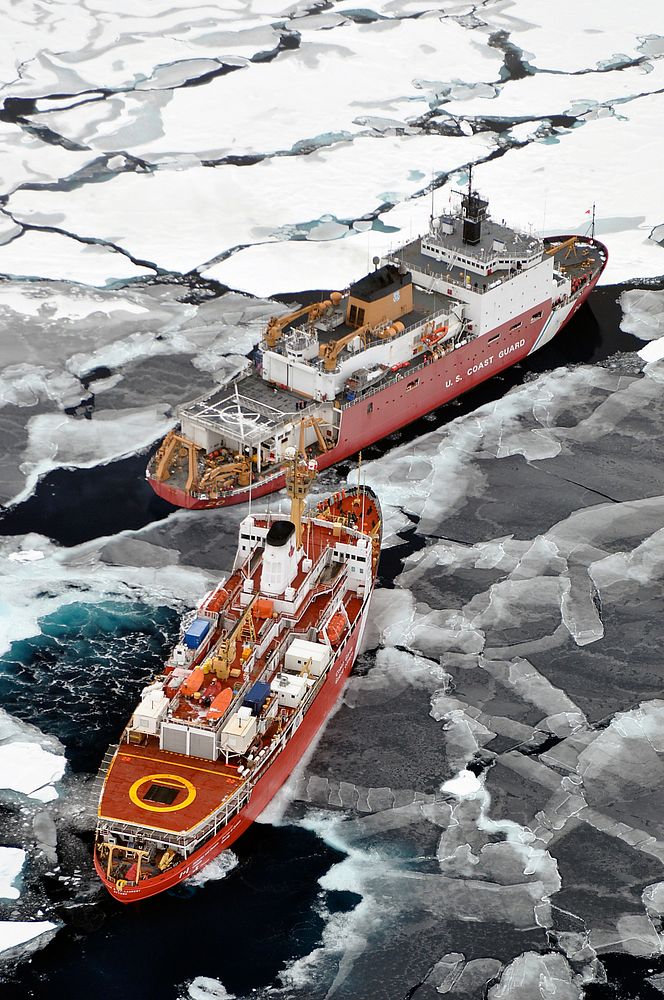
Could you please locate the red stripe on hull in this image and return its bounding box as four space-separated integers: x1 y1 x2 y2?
96 593 368 903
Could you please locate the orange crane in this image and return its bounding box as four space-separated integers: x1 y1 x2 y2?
544 236 579 257
199 458 251 491
153 431 201 491
264 292 343 349
319 326 369 372
319 318 405 372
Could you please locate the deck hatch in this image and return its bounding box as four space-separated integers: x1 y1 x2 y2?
143 783 179 805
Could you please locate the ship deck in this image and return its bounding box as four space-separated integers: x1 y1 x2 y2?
545 235 607 282
181 372 305 444
98 492 381 839
391 231 606 294
99 740 245 834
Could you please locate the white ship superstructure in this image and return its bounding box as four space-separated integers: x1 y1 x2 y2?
147 180 606 509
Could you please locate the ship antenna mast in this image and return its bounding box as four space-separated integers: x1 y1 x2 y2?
234 383 245 446
359 450 366 536
285 418 317 548
430 166 435 229
248 452 252 518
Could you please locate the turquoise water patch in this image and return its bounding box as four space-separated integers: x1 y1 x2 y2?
0 600 180 772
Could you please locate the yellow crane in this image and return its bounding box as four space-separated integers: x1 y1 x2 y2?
319 325 369 372
199 457 251 491
207 597 258 680
300 415 329 453
153 431 201 491
319 318 405 372
264 292 343 349
544 236 580 258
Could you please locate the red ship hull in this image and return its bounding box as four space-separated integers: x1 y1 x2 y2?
148 249 604 510
94 593 368 903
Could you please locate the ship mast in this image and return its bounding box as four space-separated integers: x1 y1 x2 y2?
285 419 317 548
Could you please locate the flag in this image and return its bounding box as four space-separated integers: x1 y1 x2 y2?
585 209 591 215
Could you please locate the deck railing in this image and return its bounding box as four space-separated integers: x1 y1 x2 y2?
338 330 473 410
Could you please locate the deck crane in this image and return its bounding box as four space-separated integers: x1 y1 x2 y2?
199 458 251 491
319 318 405 372
544 236 580 258
264 292 343 349
153 431 202 492
319 326 369 372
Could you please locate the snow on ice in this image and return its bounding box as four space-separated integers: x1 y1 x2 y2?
0 847 26 900
0 738 64 802
0 921 59 960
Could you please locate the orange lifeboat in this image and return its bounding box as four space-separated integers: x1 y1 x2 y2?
181 667 205 697
326 612 346 646
205 588 229 614
253 598 274 619
207 687 233 720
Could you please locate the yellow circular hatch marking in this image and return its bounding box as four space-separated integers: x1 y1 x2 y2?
129 773 196 812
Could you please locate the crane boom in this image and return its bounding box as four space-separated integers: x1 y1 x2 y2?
319 325 369 372
264 292 342 349
544 236 578 257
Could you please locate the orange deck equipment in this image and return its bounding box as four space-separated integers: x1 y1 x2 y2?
254 598 274 619
181 667 205 697
207 688 233 720
326 612 346 646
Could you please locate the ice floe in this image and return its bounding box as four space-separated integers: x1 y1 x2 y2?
0 920 59 960
0 708 65 804
620 289 664 363
0 735 65 802
0 847 26 900
185 978 236 1000
0 121 97 196
7 132 495 275
481 0 664 73
488 951 582 999
0 230 153 284
441 769 482 797
26 17 502 159
15 405 175 506
447 59 664 120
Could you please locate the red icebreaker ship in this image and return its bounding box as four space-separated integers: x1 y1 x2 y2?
147 179 607 510
94 436 381 902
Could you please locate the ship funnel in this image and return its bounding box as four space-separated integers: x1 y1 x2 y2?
260 520 299 596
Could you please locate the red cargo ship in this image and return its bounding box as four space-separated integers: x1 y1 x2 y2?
147 180 607 509
94 437 381 902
